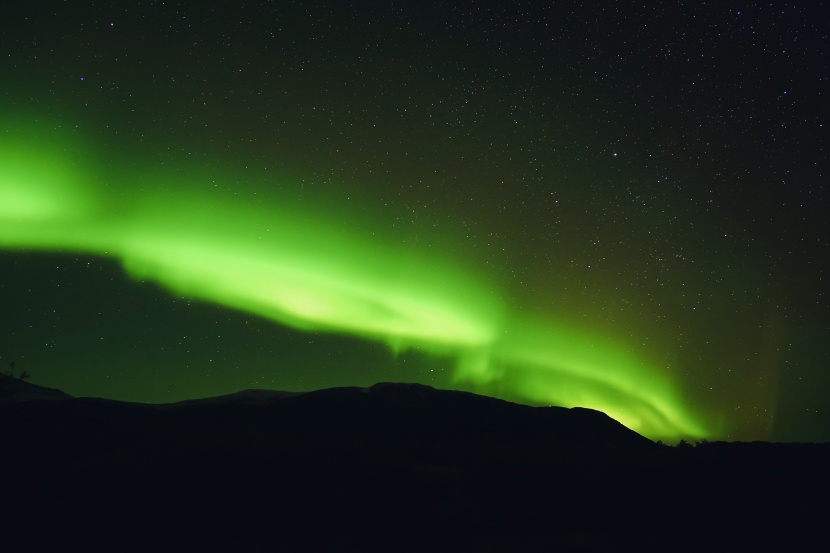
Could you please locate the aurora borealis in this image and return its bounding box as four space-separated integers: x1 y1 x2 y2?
0 129 705 439
1 1 828 441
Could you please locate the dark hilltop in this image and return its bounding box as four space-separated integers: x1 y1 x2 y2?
2 378 827 551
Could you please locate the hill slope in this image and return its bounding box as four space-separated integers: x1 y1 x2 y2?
2 381 827 551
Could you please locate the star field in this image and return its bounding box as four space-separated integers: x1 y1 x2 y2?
1 1 828 441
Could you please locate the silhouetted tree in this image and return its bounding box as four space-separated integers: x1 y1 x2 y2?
1 361 30 386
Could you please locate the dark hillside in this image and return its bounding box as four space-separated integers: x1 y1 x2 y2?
2 381 827 551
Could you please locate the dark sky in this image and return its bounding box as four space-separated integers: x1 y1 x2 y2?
1 1 827 442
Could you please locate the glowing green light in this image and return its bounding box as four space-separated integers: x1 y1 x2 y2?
0 141 96 222
0 129 708 440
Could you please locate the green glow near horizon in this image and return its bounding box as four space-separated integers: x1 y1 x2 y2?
0 132 707 440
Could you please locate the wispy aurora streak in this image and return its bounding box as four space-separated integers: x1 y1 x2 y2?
0 131 707 439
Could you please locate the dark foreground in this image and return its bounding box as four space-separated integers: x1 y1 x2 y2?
2 379 827 551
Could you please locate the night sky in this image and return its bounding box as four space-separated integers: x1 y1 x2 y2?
1 1 827 442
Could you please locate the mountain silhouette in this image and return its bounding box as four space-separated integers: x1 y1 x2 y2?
0 374 72 403
3 380 827 551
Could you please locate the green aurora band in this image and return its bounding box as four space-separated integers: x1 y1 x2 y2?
0 130 708 440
